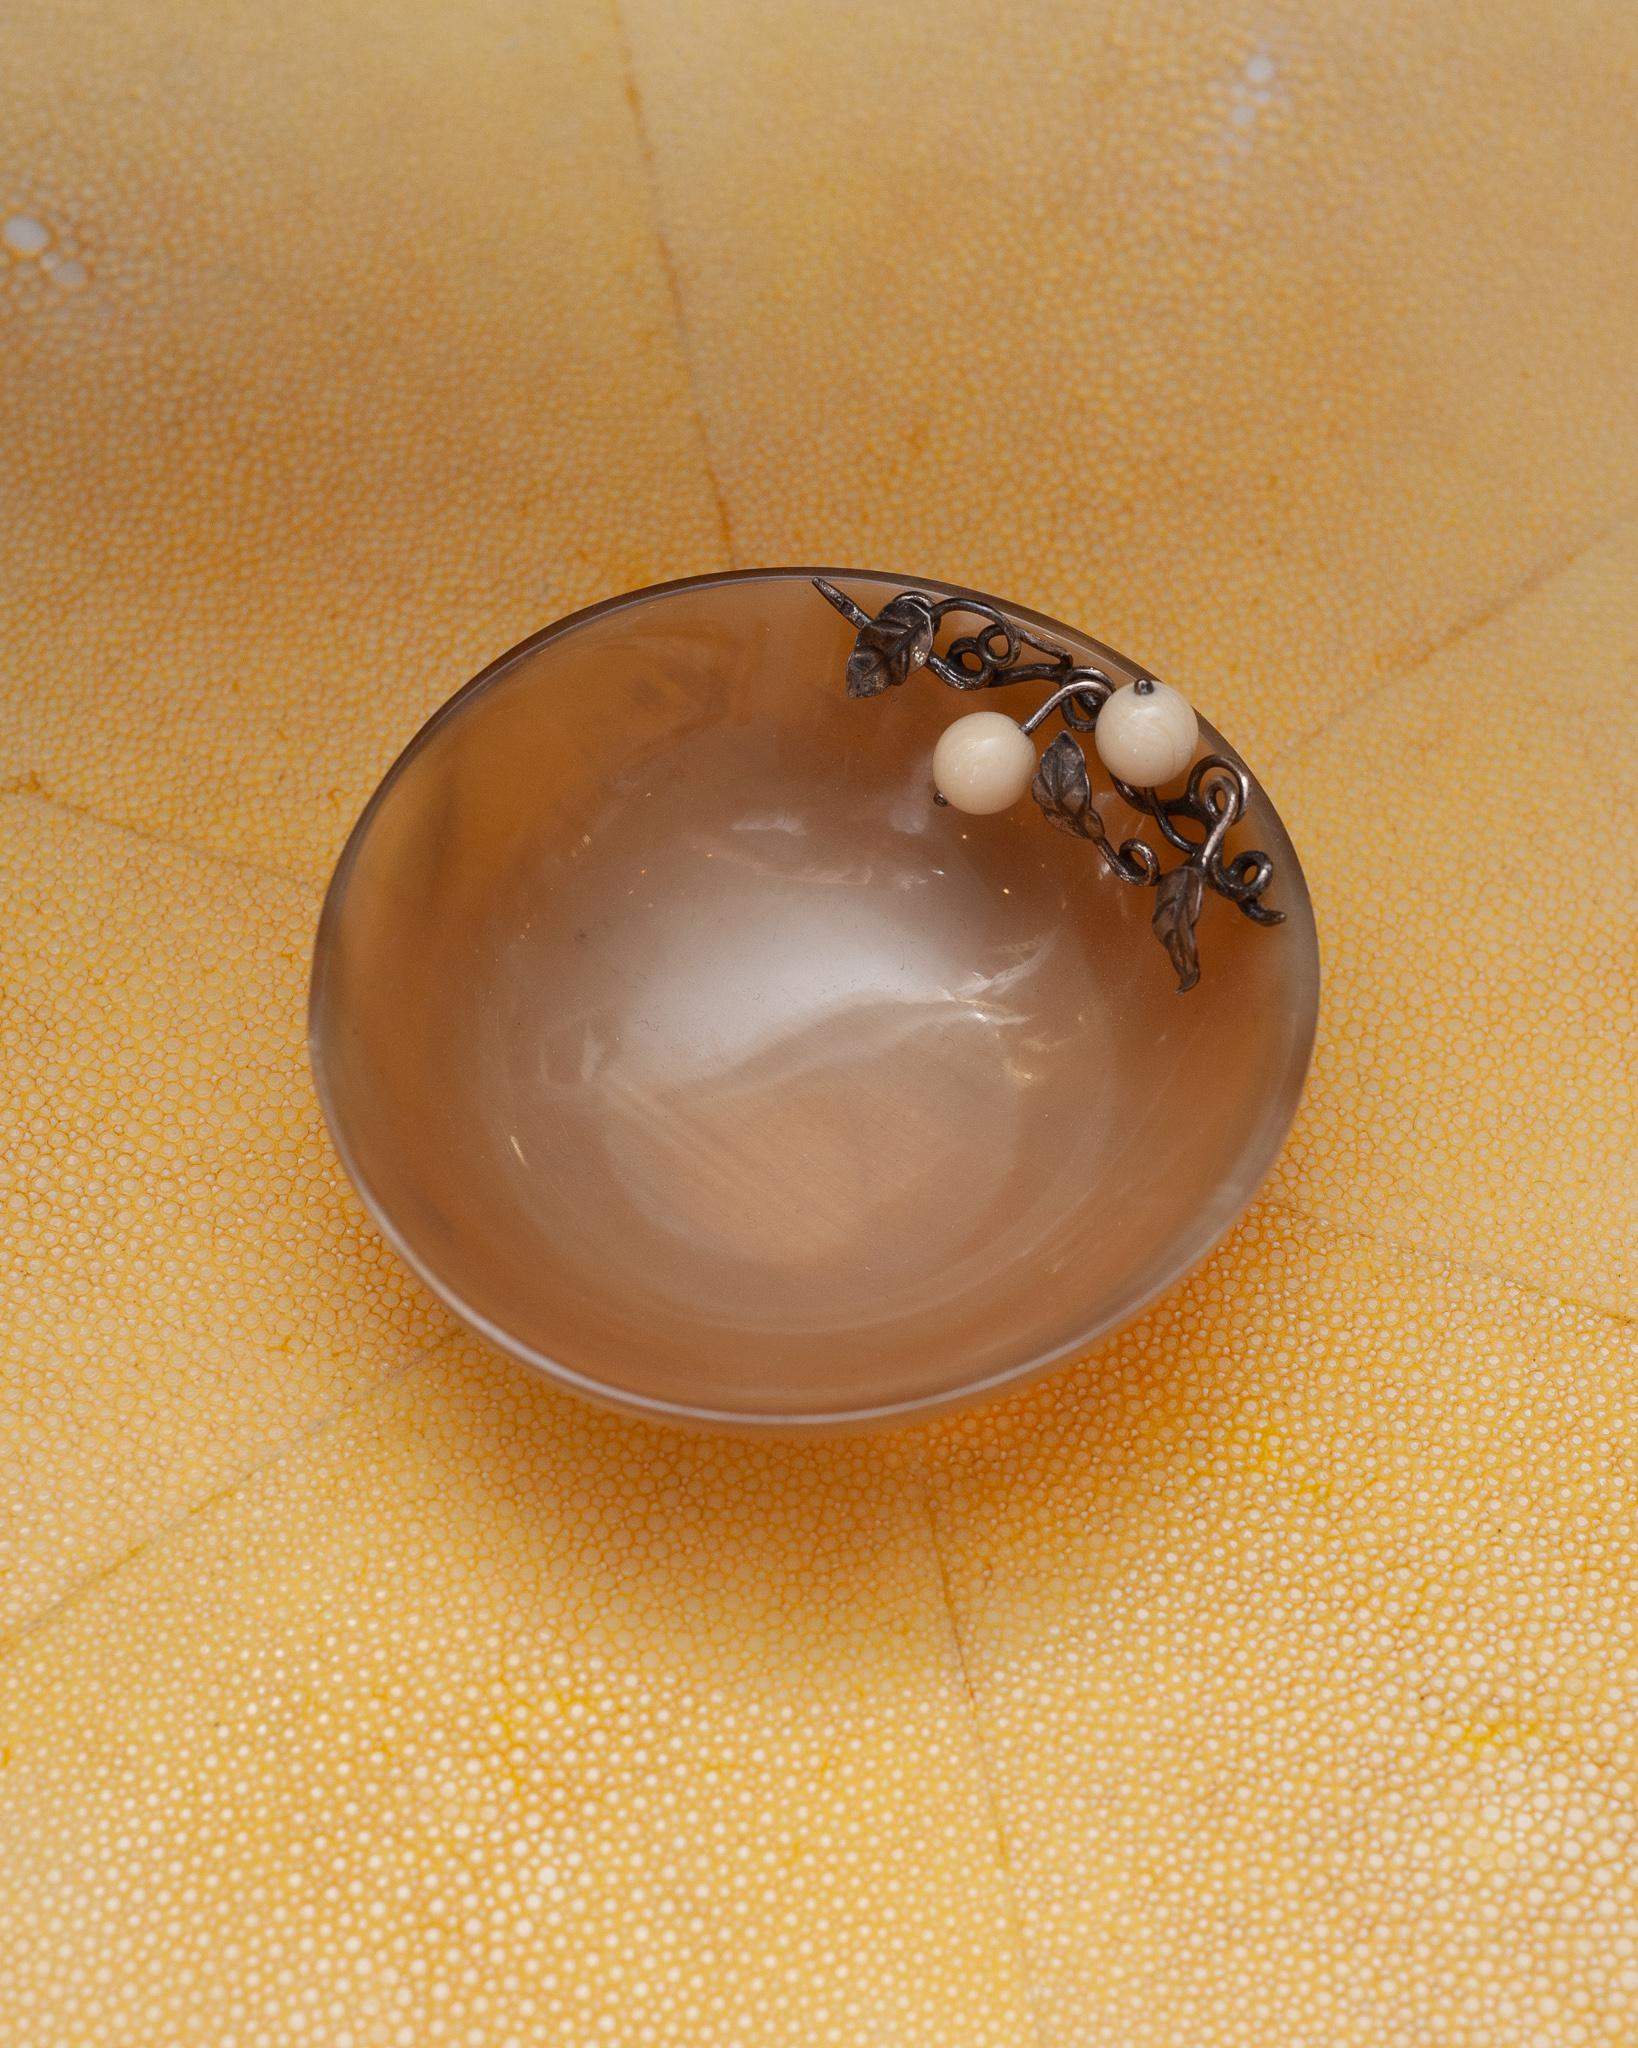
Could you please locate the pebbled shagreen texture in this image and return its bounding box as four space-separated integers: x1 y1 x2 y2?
2 1 1636 2044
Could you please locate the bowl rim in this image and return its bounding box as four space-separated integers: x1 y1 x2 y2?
309 565 1320 1430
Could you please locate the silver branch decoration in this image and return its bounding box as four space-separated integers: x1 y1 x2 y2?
814 578 1283 993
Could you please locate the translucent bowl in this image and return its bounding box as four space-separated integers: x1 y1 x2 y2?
310 570 1319 1427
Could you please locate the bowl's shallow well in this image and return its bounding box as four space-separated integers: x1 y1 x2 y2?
311 570 1319 1425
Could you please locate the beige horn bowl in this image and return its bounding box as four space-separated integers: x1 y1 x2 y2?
309 569 1320 1427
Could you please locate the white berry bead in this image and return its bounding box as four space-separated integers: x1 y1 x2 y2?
1094 679 1199 788
932 710 1037 815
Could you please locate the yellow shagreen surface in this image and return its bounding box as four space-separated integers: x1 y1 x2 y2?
2 1 1636 2042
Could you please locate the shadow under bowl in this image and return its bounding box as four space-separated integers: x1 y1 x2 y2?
310 570 1319 1428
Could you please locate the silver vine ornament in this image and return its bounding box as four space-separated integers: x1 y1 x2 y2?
814 579 1283 993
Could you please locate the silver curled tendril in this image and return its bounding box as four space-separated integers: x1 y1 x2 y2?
813 578 1283 992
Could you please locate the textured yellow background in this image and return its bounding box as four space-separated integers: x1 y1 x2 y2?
2 1 1636 2042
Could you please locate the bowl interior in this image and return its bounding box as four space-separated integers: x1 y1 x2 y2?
311 571 1319 1424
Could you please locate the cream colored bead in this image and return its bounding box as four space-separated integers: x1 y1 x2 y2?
1094 679 1199 788
932 711 1037 815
